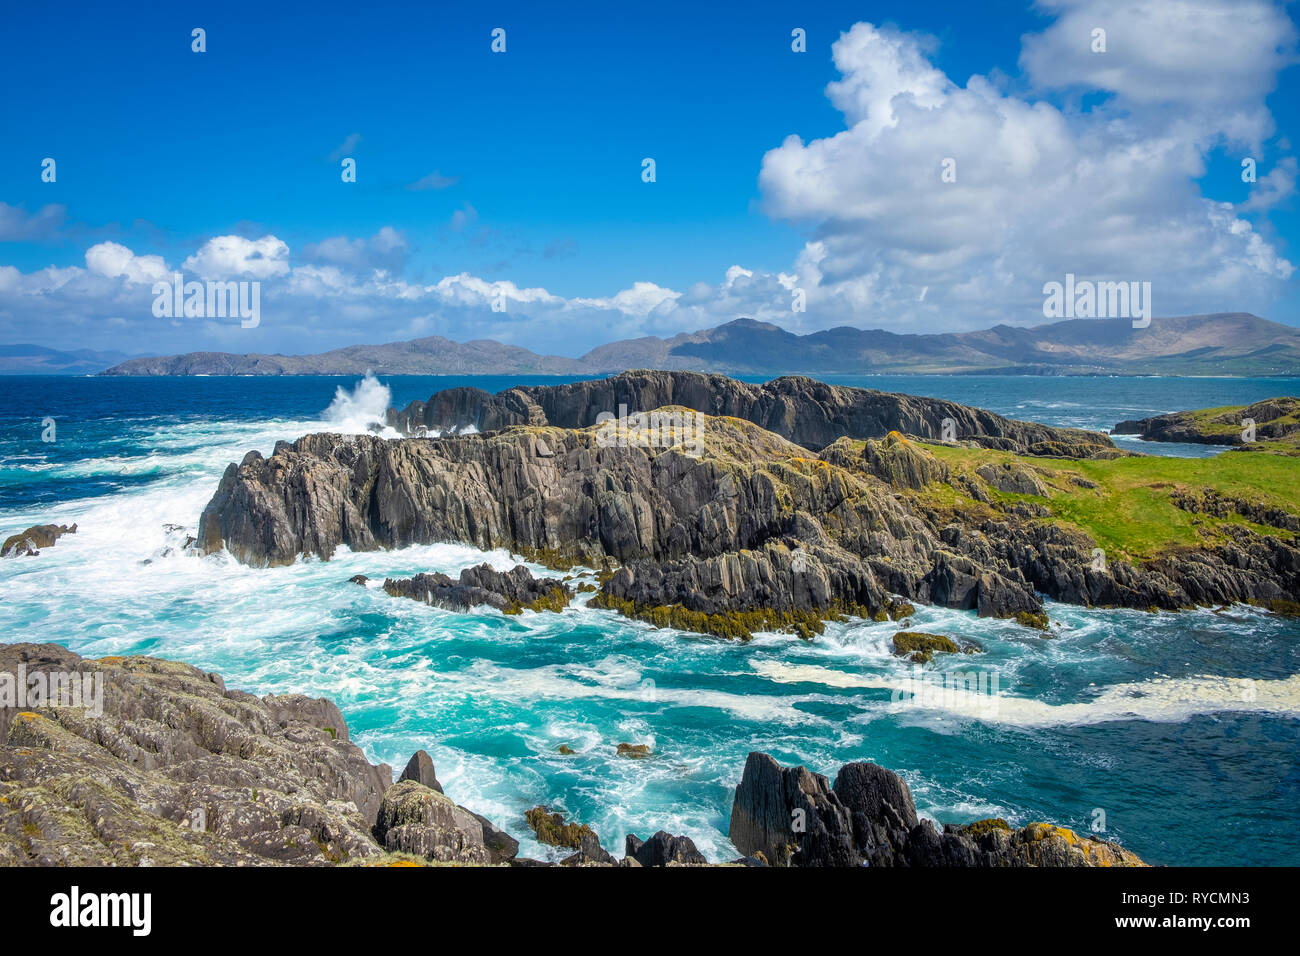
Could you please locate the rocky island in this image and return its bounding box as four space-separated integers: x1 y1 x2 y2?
196 372 1300 640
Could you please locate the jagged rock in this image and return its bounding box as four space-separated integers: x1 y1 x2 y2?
561 831 618 866
860 432 950 489
616 743 651 759
348 574 368 585
976 462 1048 497
728 752 1145 867
0 645 522 868
387 371 1118 459
472 812 520 863
382 564 571 614
198 404 1298 631
728 752 859 867
373 780 497 864
2 523 76 557
398 750 443 793
624 830 708 866
0 644 392 866
524 806 597 850
891 631 980 664
1115 397 1300 446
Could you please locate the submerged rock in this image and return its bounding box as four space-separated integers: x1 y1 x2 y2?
891 631 980 664
524 806 599 850
729 752 1146 867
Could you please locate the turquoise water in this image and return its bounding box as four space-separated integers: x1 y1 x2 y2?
1 373 1298 865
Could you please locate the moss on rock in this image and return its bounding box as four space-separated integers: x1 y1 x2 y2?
523 806 597 850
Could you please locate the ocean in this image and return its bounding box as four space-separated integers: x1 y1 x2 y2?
2 372 1298 865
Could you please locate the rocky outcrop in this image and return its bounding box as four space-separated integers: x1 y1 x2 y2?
976 462 1048 496
198 406 1300 635
625 830 708 866
525 806 593 849
398 750 443 792
729 752 1145 867
2 523 76 558
388 370 1120 459
0 644 517 867
1114 397 1300 446
382 564 571 614
373 780 516 864
891 631 981 663
0 644 390 865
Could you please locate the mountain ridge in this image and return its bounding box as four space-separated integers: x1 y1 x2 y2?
93 312 1300 377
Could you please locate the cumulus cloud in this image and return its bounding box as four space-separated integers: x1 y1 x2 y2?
182 235 290 279
1020 0 1297 146
84 241 170 283
757 3 1296 329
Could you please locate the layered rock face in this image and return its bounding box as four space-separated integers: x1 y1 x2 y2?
387 370 1120 459
198 413 1298 625
729 752 1145 867
0 644 510 866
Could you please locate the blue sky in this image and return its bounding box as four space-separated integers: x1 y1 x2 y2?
1 0 1297 356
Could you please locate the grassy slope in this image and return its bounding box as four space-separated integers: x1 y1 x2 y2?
917 442 1298 565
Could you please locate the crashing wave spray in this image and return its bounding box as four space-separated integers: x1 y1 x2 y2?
322 372 399 436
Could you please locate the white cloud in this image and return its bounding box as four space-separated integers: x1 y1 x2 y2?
1020 0 1297 147
756 7 1296 328
85 241 170 283
1240 156 1298 211
183 235 290 279
574 281 680 317
302 227 410 273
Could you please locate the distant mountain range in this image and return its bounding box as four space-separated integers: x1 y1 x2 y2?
83 311 1300 377
0 344 139 375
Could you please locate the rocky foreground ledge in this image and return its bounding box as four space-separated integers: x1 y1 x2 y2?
0 644 1143 867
